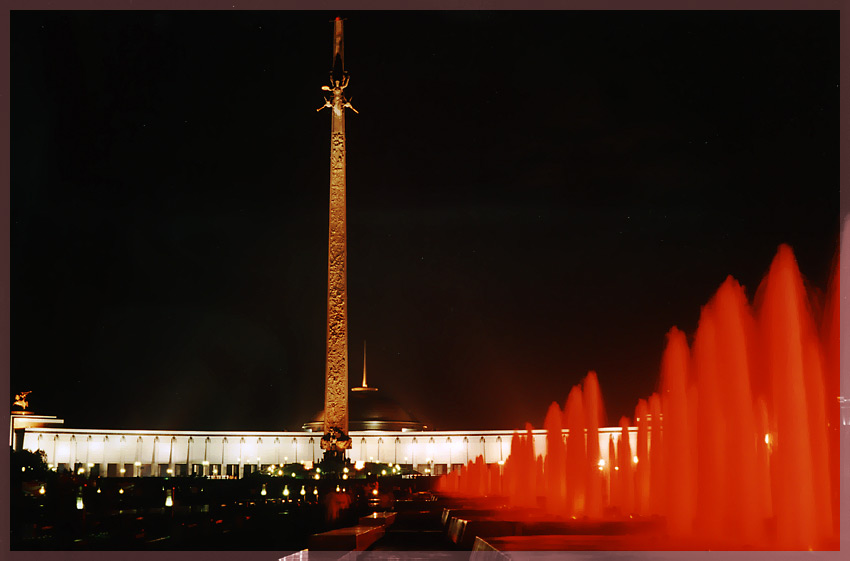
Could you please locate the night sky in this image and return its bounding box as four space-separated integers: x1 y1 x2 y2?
12 11 838 432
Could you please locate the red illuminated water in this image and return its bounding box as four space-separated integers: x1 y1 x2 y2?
438 245 839 550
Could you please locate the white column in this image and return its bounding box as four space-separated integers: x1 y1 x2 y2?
101 436 109 477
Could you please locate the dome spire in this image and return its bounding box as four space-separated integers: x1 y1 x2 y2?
362 341 368 388
352 340 377 392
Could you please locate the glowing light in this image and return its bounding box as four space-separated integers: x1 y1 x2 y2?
354 461 365 470
87 463 94 468
497 460 505 466
633 456 639 464
48 464 53 469
96 488 101 494
369 456 374 460
313 487 318 495
315 467 321 473
342 474 348 479
38 485 45 495
614 466 619 471
314 474 320 480
425 468 431 474
278 469 283 476
166 468 173 474
283 485 290 497
598 459 606 467
598 466 604 471
120 468 126 474
77 468 85 475
134 461 141 466
119 488 124 494
336 485 341 492
76 495 84 510
303 461 313 470
21 467 26 472
261 484 267 496
202 461 209 466
300 486 306 496
381 469 387 475
165 489 173 507
343 467 349 473
284 457 288 462
372 489 379 496
764 434 770 444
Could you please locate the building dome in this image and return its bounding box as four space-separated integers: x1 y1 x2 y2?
302 389 425 432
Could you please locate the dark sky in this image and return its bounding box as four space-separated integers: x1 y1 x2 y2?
12 10 838 432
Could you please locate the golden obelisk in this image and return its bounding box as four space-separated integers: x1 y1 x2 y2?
317 17 357 460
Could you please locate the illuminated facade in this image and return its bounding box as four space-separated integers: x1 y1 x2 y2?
12 358 639 477
19 425 637 478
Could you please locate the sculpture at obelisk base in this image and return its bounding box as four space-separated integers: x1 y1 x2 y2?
318 17 358 462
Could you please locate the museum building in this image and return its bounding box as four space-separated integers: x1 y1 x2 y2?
12 382 637 479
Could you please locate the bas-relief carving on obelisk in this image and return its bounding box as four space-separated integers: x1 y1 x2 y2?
317 17 357 459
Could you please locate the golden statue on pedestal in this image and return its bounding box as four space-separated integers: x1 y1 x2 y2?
13 391 32 410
